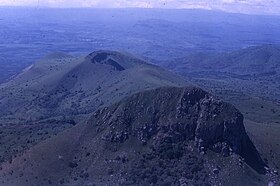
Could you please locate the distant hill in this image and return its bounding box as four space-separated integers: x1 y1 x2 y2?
0 87 266 186
0 50 187 165
2 8 280 84
0 50 187 125
165 45 280 76
164 45 280 103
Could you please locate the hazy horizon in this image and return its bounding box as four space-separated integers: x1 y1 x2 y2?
0 0 280 16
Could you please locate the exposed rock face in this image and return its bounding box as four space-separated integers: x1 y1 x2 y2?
0 86 265 185
87 51 126 71
89 86 265 173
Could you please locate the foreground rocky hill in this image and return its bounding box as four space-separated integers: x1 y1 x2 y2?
0 87 266 186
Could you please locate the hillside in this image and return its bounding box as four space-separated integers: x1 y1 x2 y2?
163 45 280 127
163 45 280 181
0 87 268 186
166 45 280 75
0 50 187 124
164 45 280 102
0 50 187 165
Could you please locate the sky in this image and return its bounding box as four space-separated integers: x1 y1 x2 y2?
0 0 279 15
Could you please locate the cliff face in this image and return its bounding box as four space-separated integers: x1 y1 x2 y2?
0 86 265 186
89 86 264 173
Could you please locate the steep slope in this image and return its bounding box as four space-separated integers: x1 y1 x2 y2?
0 50 187 165
163 45 280 181
0 87 266 186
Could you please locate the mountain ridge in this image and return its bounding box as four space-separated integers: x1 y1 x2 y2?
165 44 280 76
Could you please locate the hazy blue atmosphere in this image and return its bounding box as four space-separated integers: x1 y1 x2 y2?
1 7 280 83
1 0 280 15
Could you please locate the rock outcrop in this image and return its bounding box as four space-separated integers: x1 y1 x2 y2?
85 50 145 71
0 86 265 186
89 86 265 173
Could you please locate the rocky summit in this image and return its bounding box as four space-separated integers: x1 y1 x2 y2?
89 86 265 173
0 86 265 186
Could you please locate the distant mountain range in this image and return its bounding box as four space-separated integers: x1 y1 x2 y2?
1 8 280 83
163 45 280 104
165 45 280 77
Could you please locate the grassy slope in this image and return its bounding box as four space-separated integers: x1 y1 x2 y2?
0 87 268 186
0 51 188 167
